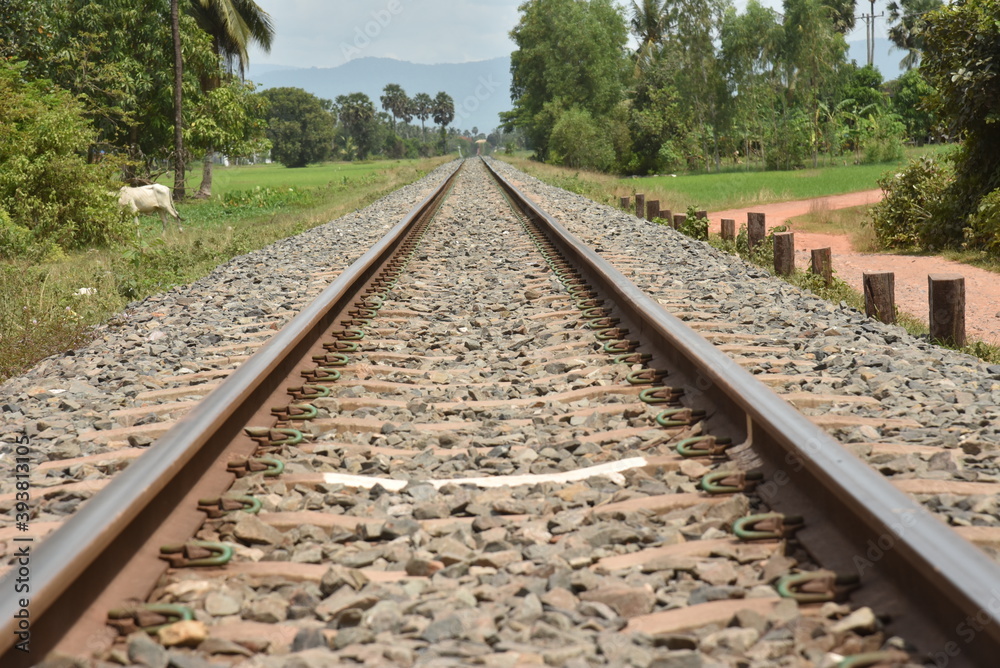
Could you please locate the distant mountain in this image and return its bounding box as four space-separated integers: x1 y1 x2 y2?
847 38 907 81
247 57 512 134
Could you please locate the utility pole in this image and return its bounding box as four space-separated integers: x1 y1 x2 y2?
857 0 884 67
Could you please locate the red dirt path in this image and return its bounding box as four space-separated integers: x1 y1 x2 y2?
708 191 1000 346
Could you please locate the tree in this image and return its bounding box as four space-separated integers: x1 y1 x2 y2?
187 79 270 170
172 0 186 199
887 68 936 143
630 0 670 69
507 0 629 159
0 61 126 256
336 92 378 159
412 92 433 139
262 87 335 167
720 1 784 168
886 0 942 70
780 0 849 167
920 0 1000 230
187 0 275 197
548 107 614 170
380 83 410 133
822 0 857 34
432 91 454 151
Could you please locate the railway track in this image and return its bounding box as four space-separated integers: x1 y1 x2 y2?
2 158 1000 666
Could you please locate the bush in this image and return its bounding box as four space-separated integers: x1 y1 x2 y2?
860 112 906 164
965 189 1000 255
681 206 709 241
866 154 955 249
0 62 127 255
548 107 614 171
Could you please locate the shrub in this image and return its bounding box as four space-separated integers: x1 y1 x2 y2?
681 206 709 241
866 154 955 249
965 189 1000 256
548 107 614 172
860 113 906 164
0 62 127 255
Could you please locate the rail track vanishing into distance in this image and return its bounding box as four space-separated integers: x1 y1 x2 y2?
2 158 1000 667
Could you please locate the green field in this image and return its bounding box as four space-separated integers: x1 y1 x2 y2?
501 145 951 213
194 159 427 196
1 157 450 381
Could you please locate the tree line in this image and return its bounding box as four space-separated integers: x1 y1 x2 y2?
503 0 941 175
0 1 473 259
263 85 460 169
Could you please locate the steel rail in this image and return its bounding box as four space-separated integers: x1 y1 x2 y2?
0 161 462 665
483 156 1000 666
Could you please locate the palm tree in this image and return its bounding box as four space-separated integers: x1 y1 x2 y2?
412 92 432 139
380 83 411 133
630 0 669 46
171 0 185 200
432 92 454 152
887 0 942 70
189 0 274 197
630 0 669 73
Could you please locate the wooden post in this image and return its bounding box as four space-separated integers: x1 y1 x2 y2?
635 194 645 219
660 209 672 227
863 271 895 325
747 212 766 250
721 219 736 241
695 210 708 221
646 200 660 221
810 248 833 286
928 273 966 347
773 232 794 276
620 196 630 210
672 214 686 230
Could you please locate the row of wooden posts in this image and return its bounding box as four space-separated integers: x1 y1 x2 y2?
621 194 968 348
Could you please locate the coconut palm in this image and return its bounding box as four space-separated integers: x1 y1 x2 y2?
189 0 275 197
887 0 942 70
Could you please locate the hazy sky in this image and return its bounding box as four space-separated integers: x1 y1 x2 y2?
247 0 890 69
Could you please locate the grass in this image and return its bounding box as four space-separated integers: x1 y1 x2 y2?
0 156 450 381
501 144 950 213
785 203 880 253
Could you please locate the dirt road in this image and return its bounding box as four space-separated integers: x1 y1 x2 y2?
709 191 1000 345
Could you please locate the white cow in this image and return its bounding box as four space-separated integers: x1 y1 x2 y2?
117 184 183 232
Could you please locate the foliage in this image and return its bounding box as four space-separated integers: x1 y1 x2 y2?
380 83 412 131
187 78 270 159
920 0 1000 226
887 69 937 143
187 0 275 77
866 154 955 249
886 0 942 70
506 0 629 159
0 156 448 380
262 87 335 168
0 61 126 258
964 189 1000 256
548 107 615 171
681 205 709 240
859 111 905 164
336 92 378 160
